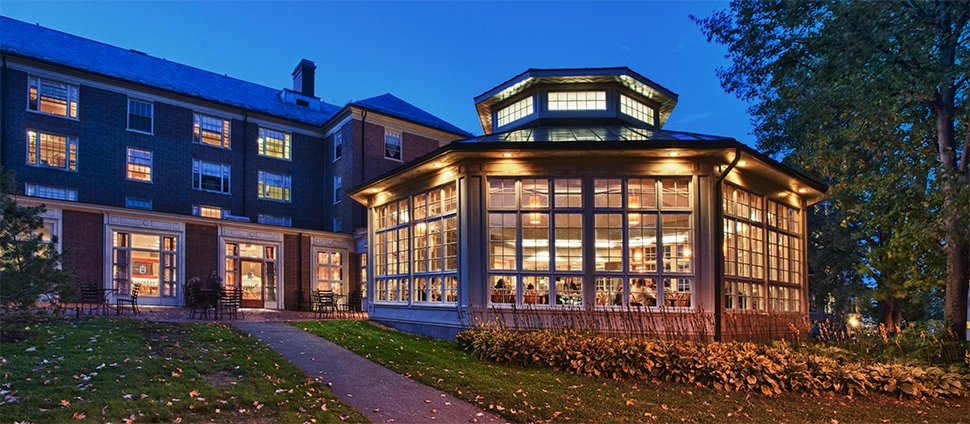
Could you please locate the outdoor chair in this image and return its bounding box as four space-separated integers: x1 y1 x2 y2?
116 283 140 316
77 283 108 316
341 290 363 318
314 290 336 318
219 286 243 320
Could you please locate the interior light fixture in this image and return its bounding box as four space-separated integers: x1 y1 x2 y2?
370 188 379 193
738 160 748 166
667 152 680 157
433 163 443 168
797 188 807 193
502 153 513 157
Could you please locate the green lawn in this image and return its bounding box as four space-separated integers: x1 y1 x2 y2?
0 318 369 423
297 320 968 423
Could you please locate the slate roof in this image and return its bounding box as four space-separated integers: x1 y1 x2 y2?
351 94 474 138
0 15 471 135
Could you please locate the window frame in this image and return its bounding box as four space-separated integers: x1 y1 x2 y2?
257 170 292 203
496 96 534 127
547 91 607 111
127 98 154 134
27 75 79 119
384 130 402 161
126 147 153 183
333 131 342 161
191 159 231 194
26 130 77 172
334 175 342 204
257 127 292 160
193 113 231 149
25 183 77 201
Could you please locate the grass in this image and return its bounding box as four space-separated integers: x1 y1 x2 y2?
0 317 369 423
297 320 969 423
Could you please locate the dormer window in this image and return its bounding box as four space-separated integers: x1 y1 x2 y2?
620 94 655 126
548 91 606 111
496 96 534 127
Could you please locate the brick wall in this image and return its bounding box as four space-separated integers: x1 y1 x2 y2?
283 233 313 310
61 209 104 287
184 223 218 283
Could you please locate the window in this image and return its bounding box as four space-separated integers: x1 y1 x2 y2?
620 94 656 125
410 184 459 303
766 200 802 312
127 99 153 133
126 197 152 210
28 76 78 118
333 218 343 232
112 232 177 297
487 177 584 306
593 178 693 308
258 170 291 202
548 91 606 111
27 130 77 171
333 132 342 160
192 205 226 219
26 183 76 201
384 131 402 160
496 96 534 127
193 113 230 148
258 127 291 160
316 251 344 294
192 160 231 194
334 176 342 204
258 214 292 227
374 199 411 302
723 185 766 311
126 148 152 182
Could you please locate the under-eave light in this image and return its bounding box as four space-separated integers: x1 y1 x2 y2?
369 188 379 193
667 152 680 157
502 153 513 157
797 188 807 193
433 163 443 168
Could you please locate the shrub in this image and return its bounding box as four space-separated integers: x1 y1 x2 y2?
455 329 969 398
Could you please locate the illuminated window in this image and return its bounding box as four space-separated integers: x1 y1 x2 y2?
28 76 78 118
192 205 226 219
258 171 291 202
548 91 606 111
258 127 291 160
193 113 230 148
27 130 77 171
384 131 401 160
410 184 459 304
374 200 410 302
333 132 342 160
316 250 344 294
25 183 76 201
192 159 230 194
258 214 292 227
496 96 534 127
112 232 177 298
620 94 655 125
126 148 152 182
487 177 584 306
127 99 153 133
334 175 342 204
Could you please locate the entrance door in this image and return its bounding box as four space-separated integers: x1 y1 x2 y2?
240 260 264 308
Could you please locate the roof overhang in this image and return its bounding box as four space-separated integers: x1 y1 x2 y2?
348 140 827 206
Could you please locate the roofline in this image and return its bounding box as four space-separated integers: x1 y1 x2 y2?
473 67 679 104
348 139 828 199
322 102 474 139
0 49 329 129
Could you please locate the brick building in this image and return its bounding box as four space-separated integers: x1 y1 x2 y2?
0 16 471 310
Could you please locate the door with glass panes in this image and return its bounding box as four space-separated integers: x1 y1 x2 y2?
225 242 277 308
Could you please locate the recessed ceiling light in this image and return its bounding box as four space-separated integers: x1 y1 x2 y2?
797 188 807 193
370 188 379 193
433 163 443 168
502 153 513 157
738 160 748 166
667 152 680 157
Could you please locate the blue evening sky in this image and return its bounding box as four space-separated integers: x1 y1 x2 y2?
1 1 754 144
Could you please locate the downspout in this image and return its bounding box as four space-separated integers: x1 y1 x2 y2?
713 147 742 342
241 113 249 218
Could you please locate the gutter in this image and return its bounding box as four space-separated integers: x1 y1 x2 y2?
713 147 742 342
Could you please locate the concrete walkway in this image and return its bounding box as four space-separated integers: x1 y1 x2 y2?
232 322 505 424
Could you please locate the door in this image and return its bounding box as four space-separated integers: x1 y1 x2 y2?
240 260 263 308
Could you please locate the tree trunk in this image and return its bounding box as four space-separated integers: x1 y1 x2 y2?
877 298 904 334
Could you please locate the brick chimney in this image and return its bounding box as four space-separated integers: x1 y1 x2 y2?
292 59 316 97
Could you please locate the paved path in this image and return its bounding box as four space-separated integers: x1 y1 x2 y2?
232 322 505 424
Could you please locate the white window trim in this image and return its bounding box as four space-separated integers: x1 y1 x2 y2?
126 98 154 135
25 183 77 202
257 127 292 161
257 170 292 203
384 130 402 161
126 147 153 183
193 112 231 149
334 175 342 204
333 132 343 162
192 159 231 194
27 75 79 120
26 130 78 172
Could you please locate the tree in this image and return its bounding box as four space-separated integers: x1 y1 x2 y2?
0 169 74 315
694 0 969 339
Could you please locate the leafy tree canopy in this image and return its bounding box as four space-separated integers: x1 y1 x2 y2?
694 0 969 339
